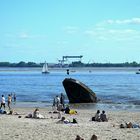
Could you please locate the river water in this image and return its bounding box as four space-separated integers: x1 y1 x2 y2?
0 67 140 111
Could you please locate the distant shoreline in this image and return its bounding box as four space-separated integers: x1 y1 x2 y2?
0 67 139 72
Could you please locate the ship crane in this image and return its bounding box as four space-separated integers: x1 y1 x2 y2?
58 55 83 67
62 55 83 62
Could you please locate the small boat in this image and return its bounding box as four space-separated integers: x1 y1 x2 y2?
42 61 49 74
136 69 140 74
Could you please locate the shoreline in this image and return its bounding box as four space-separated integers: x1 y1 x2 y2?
10 101 140 112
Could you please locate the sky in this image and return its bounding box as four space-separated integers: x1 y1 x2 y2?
0 0 140 63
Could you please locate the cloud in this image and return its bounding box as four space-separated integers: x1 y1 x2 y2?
64 26 79 34
85 17 140 42
85 28 140 41
105 18 140 25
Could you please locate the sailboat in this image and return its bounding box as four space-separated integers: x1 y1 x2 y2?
42 61 49 74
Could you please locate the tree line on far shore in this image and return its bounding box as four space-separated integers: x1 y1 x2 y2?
0 61 140 67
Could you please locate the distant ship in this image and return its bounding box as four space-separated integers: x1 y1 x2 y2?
136 69 140 74
42 61 49 74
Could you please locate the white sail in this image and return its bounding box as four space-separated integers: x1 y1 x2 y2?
42 61 49 73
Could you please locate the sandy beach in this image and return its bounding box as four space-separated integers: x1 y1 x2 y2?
0 107 140 140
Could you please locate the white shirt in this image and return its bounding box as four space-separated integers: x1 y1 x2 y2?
1 97 5 103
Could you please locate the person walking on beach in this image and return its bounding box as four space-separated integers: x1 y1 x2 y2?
60 93 65 108
56 95 60 107
13 93 16 103
8 94 12 110
0 95 6 110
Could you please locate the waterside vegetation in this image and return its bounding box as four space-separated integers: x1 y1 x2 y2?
0 61 140 67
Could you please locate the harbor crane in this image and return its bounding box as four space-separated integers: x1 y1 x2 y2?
58 55 83 66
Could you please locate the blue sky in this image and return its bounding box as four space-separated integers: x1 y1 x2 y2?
0 0 140 63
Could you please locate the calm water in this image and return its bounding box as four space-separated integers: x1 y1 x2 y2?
0 68 140 110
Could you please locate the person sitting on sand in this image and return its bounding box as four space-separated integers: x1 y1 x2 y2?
7 109 24 116
33 108 44 119
56 116 65 124
91 134 98 140
120 122 140 129
94 110 101 122
25 113 32 118
56 116 71 124
100 110 108 122
65 105 70 114
0 108 7 114
120 122 132 128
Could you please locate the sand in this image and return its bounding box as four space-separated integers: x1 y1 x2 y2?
0 107 140 140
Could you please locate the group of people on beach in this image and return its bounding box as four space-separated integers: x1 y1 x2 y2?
92 110 108 122
0 93 16 112
53 93 65 108
52 93 78 116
